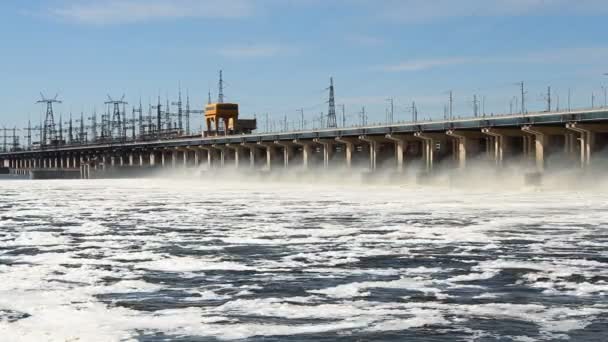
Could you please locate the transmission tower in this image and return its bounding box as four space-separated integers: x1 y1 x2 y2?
68 114 73 144
11 127 19 151
105 95 128 140
89 109 99 142
165 97 171 131
37 93 61 146
218 70 224 103
134 98 143 137
24 120 33 149
326 77 337 128
58 114 63 143
172 85 183 133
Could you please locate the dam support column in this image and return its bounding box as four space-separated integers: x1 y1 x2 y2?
212 145 226 168
226 144 244 169
275 141 294 168
257 142 276 171
385 134 415 172
241 143 259 169
521 125 551 173
149 152 156 167
565 122 602 168
313 138 334 169
293 140 313 170
413 132 436 172
171 149 178 168
335 137 357 169
359 135 387 172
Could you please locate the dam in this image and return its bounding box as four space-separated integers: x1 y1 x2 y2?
1 106 607 183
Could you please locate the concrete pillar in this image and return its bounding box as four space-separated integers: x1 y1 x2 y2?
446 131 468 169
227 144 244 169
183 150 188 167
566 122 597 168
275 141 294 168
335 137 356 169
171 150 178 168
414 132 435 172
241 143 259 169
313 139 334 169
522 126 547 172
129 153 134 166
150 152 156 166
359 136 380 171
385 134 414 172
293 140 313 170
139 153 144 166
161 151 166 167
257 142 275 170
212 145 226 168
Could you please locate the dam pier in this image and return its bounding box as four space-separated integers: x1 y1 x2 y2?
2 108 608 184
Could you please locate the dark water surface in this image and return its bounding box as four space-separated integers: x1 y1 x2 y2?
0 179 607 341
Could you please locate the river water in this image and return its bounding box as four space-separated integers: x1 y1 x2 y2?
0 178 607 341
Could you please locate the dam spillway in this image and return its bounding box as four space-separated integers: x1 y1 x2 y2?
2 108 608 182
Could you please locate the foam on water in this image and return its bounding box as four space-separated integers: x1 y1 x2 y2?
0 178 607 341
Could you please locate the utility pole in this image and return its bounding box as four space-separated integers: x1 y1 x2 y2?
386 97 394 124
359 106 366 126
412 101 418 122
592 92 595 108
473 94 479 117
519 81 526 114
339 104 346 127
546 86 552 112
602 85 607 107
326 77 337 128
568 88 572 111
449 91 453 120
297 108 304 130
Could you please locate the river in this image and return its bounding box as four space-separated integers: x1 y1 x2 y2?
0 178 606 341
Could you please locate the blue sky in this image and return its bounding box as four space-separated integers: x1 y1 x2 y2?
1 0 608 132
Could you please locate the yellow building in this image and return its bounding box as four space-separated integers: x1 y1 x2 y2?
204 103 256 136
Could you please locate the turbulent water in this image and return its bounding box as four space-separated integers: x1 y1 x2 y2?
0 177 607 341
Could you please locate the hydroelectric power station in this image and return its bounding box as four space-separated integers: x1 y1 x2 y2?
1 73 607 184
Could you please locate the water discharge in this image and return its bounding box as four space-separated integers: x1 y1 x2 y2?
0 177 607 341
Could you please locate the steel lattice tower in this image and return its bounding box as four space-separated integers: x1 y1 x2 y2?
218 70 224 103
37 93 61 146
326 77 337 128
105 95 128 139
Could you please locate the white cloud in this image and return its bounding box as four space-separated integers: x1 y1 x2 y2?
378 47 608 72
217 44 295 58
49 0 254 25
377 57 475 72
345 34 385 47
373 0 608 23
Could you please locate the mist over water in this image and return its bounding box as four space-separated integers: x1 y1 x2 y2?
1 175 607 341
